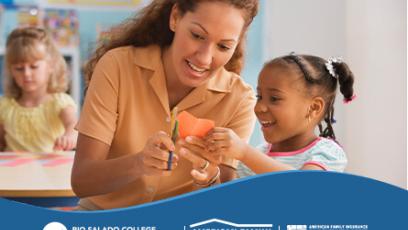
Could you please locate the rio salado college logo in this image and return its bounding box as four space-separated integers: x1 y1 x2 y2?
43 222 68 230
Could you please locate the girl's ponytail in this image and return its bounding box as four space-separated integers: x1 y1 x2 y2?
332 62 355 103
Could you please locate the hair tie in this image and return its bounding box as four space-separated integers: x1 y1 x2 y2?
343 94 357 104
325 56 343 79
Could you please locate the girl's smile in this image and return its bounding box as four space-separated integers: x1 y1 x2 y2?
255 64 317 152
259 119 276 130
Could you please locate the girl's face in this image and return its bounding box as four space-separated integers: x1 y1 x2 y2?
254 65 315 150
10 57 52 95
168 1 245 87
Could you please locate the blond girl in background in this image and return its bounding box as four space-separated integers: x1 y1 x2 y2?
0 27 77 152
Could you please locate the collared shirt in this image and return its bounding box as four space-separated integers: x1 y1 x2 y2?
76 45 256 209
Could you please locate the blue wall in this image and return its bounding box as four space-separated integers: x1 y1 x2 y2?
242 1 264 146
0 5 133 60
77 10 132 61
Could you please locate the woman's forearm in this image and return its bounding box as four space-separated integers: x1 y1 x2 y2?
71 153 144 197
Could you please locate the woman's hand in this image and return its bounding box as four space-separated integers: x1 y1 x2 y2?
139 131 179 176
178 137 221 187
205 127 247 161
181 136 223 165
54 130 78 151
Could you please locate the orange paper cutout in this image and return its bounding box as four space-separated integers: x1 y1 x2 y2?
177 111 215 138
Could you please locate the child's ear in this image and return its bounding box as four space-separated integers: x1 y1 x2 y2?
308 97 325 120
169 4 180 32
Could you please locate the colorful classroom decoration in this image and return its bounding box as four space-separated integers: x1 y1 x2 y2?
43 8 79 47
16 5 40 28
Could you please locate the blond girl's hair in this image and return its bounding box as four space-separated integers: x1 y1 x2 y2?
3 27 68 98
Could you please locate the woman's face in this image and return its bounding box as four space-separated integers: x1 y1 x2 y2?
169 1 245 87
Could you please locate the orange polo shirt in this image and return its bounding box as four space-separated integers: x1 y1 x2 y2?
76 45 256 209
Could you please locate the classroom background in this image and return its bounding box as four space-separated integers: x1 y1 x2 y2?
0 0 406 190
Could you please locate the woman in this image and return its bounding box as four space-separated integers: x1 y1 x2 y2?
72 0 259 210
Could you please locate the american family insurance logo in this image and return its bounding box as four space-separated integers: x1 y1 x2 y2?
185 218 273 230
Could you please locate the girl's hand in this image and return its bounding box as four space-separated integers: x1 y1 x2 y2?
180 136 222 165
54 131 78 151
205 127 247 160
178 141 220 187
139 131 179 176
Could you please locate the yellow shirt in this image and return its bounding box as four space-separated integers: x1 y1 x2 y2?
77 45 256 209
0 93 76 152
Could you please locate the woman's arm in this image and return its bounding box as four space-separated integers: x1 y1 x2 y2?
178 141 222 188
180 136 237 182
71 132 178 197
219 165 237 181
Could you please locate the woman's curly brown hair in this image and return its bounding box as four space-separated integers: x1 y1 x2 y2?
84 0 259 89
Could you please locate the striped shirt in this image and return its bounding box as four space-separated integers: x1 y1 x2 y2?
237 137 347 178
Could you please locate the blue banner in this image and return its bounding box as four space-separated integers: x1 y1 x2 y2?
1 171 407 230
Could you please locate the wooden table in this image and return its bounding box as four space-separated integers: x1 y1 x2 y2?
0 151 78 207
